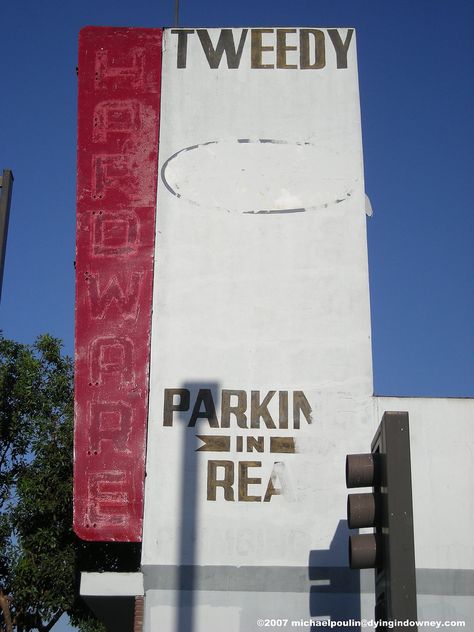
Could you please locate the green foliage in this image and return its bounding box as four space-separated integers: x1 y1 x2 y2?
0 334 139 632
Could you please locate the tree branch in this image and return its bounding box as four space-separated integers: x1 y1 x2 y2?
42 609 63 632
0 440 12 472
0 588 13 632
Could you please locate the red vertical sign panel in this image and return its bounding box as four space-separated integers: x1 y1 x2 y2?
74 27 162 541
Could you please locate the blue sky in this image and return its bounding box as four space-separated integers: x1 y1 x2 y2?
0 1 472 627
1 0 473 404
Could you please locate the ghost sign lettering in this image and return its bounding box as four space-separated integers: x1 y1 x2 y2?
172 28 354 70
74 27 371 554
162 388 312 503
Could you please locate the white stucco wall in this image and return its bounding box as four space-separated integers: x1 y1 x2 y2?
143 25 372 572
374 396 474 571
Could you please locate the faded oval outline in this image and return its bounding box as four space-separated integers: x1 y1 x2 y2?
160 138 355 215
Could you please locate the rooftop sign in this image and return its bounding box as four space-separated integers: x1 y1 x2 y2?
74 27 372 549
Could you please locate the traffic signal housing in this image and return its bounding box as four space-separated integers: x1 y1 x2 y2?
346 411 417 625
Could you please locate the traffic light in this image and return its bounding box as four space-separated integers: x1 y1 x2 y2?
346 411 417 626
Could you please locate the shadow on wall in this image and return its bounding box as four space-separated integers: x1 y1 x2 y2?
176 381 220 632
309 520 361 628
172 386 361 632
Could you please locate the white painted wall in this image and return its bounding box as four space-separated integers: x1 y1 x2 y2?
143 26 372 571
374 397 474 571
139 24 374 632
138 27 474 632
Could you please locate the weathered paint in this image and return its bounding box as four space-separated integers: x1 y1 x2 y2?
74 27 162 541
142 27 373 569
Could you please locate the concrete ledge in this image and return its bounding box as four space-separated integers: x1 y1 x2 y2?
80 573 144 632
81 571 144 596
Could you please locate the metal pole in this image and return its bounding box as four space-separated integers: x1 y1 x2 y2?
174 0 180 27
372 412 417 627
0 169 14 301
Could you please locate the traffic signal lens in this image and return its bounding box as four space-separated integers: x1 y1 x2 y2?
349 533 382 569
346 453 376 488
347 492 378 529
